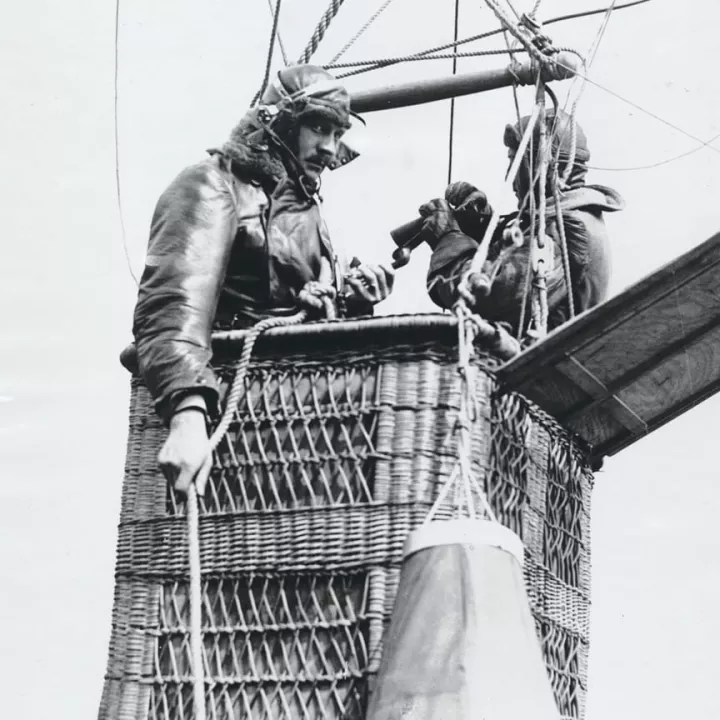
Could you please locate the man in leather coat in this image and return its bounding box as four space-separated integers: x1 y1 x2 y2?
132 64 394 495
423 109 624 336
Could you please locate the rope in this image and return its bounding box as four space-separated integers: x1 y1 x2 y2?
552 172 575 320
456 101 541 303
426 306 498 523
526 80 551 339
185 289 336 720
530 0 544 20
329 0 396 64
251 0 284 107
297 0 348 65
186 488 205 720
585 132 720 170
266 0 289 66
113 0 138 287
483 0 545 63
335 27 499 77
447 0 461 186
334 0 649 78
327 46 527 69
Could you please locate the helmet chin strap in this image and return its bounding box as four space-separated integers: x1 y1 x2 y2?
256 104 320 201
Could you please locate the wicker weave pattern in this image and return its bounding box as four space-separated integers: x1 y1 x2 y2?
99 338 593 720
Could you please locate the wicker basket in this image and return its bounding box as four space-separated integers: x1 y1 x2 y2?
98 315 594 720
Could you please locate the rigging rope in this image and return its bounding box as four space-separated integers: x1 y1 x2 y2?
553 171 575 319
425 307 499 523
585 131 720 170
113 0 138 287
455 102 541 309
329 0 397 63
327 46 527 69
251 0 284 106
447 0 461 185
334 0 649 78
530 80 550 338
530 0 544 20
266 0 289 66
297 0 348 64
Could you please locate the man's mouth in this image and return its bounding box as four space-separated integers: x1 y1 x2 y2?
304 159 325 173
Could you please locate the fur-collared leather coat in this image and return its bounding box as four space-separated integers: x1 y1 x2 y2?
132 115 363 422
427 185 624 334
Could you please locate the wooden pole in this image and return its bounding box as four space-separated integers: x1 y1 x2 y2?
350 52 578 113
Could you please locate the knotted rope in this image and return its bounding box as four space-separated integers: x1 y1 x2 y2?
185 287 336 720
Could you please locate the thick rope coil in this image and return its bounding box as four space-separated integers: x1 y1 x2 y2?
185 286 336 720
297 0 347 65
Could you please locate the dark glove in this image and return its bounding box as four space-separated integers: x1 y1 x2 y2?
445 181 493 240
418 198 462 246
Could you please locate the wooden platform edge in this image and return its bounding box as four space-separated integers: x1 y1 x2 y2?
496 230 720 460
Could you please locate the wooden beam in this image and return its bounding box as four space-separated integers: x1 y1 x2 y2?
350 54 579 113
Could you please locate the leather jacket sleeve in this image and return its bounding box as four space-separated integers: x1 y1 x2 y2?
426 230 481 309
132 161 238 422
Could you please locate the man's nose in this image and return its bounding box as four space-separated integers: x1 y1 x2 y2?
317 133 338 157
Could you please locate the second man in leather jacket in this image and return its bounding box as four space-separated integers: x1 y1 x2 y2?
423 109 624 336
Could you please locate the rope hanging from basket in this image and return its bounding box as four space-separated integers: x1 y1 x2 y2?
184 288 336 720
425 305 499 524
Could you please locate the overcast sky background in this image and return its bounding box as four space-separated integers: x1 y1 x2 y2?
2 0 720 717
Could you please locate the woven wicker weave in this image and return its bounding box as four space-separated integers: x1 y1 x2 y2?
99 315 593 720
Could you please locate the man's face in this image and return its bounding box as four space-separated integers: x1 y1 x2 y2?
295 117 347 181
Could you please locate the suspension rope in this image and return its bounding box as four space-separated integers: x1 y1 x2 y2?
266 0 289 66
327 45 527 69
113 0 138 287
529 0 544 20
251 0 284 106
329 0 397 64
558 0 616 186
483 0 545 62
426 307 499 523
334 0 649 78
552 170 575 319
455 102 541 309
530 80 550 338
585 131 720 170
297 0 348 65
447 0 461 185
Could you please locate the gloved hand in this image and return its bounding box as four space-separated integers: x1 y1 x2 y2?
345 262 395 305
445 181 493 240
418 198 462 246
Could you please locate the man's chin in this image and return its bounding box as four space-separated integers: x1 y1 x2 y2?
301 163 325 180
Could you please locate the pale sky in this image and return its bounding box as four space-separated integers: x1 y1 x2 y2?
2 0 720 718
